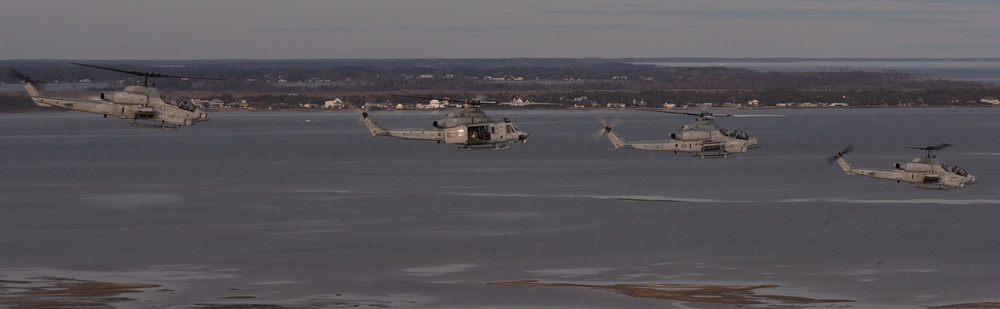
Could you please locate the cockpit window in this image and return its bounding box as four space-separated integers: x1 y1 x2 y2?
719 128 749 140
943 164 968 176
730 130 749 140
164 96 198 111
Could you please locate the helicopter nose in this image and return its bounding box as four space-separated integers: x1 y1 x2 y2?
519 134 528 144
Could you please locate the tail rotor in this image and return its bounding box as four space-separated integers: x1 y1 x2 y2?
593 116 621 139
356 105 371 128
827 144 854 165
8 69 46 91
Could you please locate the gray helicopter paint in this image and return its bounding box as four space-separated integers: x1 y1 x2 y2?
362 108 528 149
23 82 207 129
602 116 758 158
13 63 214 129
833 146 977 189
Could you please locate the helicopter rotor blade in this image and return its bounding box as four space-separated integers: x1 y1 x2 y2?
827 144 854 165
391 94 441 101
70 62 138 75
8 68 47 91
71 62 225 82
640 109 733 118
594 116 608 139
932 143 953 151
390 94 497 106
641 109 701 117
907 143 952 157
594 116 621 139
597 116 621 127
392 94 465 104
907 143 952 151
8 68 29 81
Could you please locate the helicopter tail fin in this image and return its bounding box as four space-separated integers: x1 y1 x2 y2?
8 69 51 107
827 145 856 175
835 156 855 175
603 127 627 149
361 112 388 136
23 81 56 107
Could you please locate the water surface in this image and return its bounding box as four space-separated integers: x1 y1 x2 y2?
1 108 998 308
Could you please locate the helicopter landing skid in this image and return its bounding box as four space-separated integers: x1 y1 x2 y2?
694 152 736 159
461 144 509 150
130 122 178 130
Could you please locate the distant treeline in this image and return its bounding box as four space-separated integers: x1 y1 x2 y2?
2 59 997 109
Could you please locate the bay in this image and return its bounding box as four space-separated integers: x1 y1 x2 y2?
0 108 998 308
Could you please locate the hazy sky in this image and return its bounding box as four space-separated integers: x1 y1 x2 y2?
3 0 999 60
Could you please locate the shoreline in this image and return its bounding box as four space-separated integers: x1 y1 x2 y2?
3 270 1000 308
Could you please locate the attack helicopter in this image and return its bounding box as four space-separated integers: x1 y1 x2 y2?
828 144 977 189
597 109 759 158
8 62 220 129
361 95 529 150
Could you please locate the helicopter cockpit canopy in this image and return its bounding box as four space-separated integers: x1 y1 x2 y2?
942 164 969 176
505 123 520 134
163 96 199 112
719 128 750 140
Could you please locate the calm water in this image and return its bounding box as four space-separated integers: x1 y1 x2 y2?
1 108 998 308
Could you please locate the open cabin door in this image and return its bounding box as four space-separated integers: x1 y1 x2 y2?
467 125 493 144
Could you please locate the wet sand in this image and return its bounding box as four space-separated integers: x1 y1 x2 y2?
0 277 159 308
489 280 853 305
4 274 998 308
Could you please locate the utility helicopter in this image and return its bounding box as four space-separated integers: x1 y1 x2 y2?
828 144 977 189
597 109 759 158
8 62 221 129
361 95 529 150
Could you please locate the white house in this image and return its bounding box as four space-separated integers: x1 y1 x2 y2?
325 98 346 108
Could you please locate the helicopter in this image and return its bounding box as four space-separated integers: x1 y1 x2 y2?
828 144 977 189
360 95 529 150
8 62 221 129
597 110 759 158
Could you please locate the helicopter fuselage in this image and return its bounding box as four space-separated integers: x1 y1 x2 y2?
602 117 759 157
24 83 208 128
361 109 528 149
834 155 977 188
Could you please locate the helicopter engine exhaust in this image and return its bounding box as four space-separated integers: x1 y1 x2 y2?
670 130 711 141
894 162 932 172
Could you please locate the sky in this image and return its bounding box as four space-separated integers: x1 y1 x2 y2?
2 0 1000 60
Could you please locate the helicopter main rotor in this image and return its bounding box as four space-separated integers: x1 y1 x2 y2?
71 62 225 86
641 109 733 119
908 143 952 158
391 94 497 106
